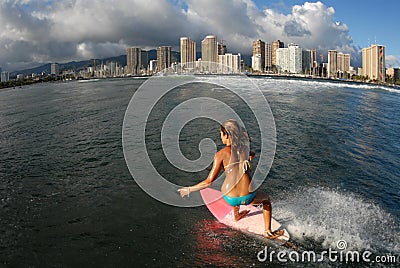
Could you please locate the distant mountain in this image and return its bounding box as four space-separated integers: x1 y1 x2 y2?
10 49 251 77
10 63 52 77
10 55 127 77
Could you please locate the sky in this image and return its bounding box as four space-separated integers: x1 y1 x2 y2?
0 0 399 72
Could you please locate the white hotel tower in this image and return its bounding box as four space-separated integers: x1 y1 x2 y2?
276 43 302 74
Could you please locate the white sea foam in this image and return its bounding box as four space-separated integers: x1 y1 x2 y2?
179 75 400 94
273 187 400 254
252 77 400 94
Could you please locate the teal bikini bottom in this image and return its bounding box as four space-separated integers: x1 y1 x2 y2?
222 192 257 207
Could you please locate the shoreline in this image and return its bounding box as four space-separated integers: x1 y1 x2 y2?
1 73 399 91
247 73 400 90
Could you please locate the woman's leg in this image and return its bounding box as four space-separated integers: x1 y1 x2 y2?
233 206 250 221
250 191 284 238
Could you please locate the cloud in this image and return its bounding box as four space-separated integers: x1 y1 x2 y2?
0 0 192 71
253 1 362 64
386 55 400 68
0 0 381 71
284 20 311 37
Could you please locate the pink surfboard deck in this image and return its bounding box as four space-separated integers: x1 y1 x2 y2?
200 188 290 242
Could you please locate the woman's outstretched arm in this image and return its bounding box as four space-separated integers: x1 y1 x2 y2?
178 150 225 197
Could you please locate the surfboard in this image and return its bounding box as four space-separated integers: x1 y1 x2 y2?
200 188 290 243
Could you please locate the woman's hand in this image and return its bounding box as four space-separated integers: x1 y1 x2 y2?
178 187 191 198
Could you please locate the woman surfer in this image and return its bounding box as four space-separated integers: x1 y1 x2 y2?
178 119 283 239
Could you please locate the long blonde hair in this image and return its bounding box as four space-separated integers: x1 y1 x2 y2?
220 119 250 166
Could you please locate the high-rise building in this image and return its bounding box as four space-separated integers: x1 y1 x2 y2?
311 49 318 75
141 51 148 70
157 46 172 71
252 40 265 72
302 50 312 75
362 44 385 82
288 44 302 74
265 43 272 72
110 62 116 76
344 54 350 74
337 52 344 74
276 48 289 73
218 53 241 73
201 35 218 72
127 47 142 75
311 49 318 65
201 35 218 63
327 50 351 78
1 71 9 82
337 53 351 77
327 50 338 78
303 49 319 75
276 44 302 74
272 40 284 70
180 37 196 69
51 63 59 75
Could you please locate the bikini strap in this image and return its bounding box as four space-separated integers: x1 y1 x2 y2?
225 160 251 173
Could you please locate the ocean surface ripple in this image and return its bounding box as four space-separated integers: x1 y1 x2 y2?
0 77 399 267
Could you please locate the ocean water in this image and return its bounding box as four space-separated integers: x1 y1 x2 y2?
0 77 399 267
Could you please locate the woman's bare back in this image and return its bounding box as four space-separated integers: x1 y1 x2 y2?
219 146 253 197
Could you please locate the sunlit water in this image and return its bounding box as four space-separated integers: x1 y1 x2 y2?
0 77 399 267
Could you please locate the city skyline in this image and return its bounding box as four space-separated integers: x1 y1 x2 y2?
0 0 399 72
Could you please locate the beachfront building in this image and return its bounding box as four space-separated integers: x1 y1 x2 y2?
272 39 284 72
327 50 351 78
201 35 217 63
127 47 148 75
106 61 123 77
1 71 9 82
157 46 172 72
218 53 241 73
337 52 351 78
141 51 148 71
303 49 318 75
265 43 272 72
251 40 265 72
126 47 140 75
276 48 289 73
327 50 338 78
303 50 312 75
180 37 196 70
362 44 386 82
51 63 59 75
201 35 218 72
276 44 302 74
288 44 302 74
252 55 263 73
78 61 124 78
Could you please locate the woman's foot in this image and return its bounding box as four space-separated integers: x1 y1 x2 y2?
265 229 284 239
234 210 250 221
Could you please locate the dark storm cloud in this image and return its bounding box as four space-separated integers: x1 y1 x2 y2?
0 0 374 71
